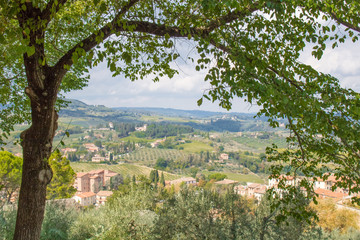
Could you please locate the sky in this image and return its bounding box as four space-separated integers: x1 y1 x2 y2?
65 39 360 113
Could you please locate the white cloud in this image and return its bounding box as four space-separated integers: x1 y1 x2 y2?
65 37 360 112
300 41 360 91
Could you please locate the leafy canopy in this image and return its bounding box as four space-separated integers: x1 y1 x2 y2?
46 150 76 200
0 151 22 204
0 0 359 216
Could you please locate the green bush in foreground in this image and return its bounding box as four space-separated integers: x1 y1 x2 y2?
2 185 360 240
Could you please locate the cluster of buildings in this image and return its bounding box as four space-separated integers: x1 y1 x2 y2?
62 143 114 163
84 143 100 153
72 169 119 206
166 174 352 204
235 174 351 202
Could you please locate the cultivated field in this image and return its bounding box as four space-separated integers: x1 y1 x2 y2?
123 148 189 163
70 162 180 180
180 141 214 153
202 171 265 184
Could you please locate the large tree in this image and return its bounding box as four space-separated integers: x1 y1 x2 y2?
0 0 359 239
46 150 76 200
0 151 22 205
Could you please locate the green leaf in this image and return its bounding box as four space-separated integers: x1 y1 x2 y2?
110 62 116 72
100 2 107 12
26 46 35 57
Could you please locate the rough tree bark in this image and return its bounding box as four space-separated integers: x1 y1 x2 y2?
14 79 59 239
12 3 62 238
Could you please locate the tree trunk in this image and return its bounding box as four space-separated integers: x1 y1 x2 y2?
13 94 58 240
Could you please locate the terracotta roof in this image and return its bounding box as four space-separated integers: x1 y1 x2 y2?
313 174 339 183
97 191 113 197
248 183 261 189
214 179 238 185
327 175 338 182
77 172 89 178
170 177 196 185
89 169 105 174
254 186 267 194
315 188 348 199
75 192 96 198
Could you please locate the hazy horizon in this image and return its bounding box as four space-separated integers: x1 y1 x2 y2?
65 40 360 113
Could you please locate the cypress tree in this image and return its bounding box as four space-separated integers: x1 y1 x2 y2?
160 172 165 187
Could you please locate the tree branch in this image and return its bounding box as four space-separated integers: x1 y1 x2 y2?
208 39 304 92
53 0 141 78
204 3 262 34
329 12 360 33
53 0 262 76
41 0 68 25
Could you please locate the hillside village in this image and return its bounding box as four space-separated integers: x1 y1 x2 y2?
71 166 354 211
1 101 359 239
3 101 356 210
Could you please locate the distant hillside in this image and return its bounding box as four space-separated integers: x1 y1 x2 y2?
60 99 255 120
113 107 226 119
113 107 262 120
58 99 282 132
59 99 139 122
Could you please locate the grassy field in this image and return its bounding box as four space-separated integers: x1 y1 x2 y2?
70 162 180 180
124 148 188 163
232 135 287 152
202 171 264 184
180 141 214 153
58 117 105 128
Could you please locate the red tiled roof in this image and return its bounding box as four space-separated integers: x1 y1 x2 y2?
214 179 238 185
77 172 88 178
97 191 113 197
76 192 96 198
169 177 196 185
313 174 339 183
248 183 261 189
315 188 348 199
254 186 267 194
89 169 105 174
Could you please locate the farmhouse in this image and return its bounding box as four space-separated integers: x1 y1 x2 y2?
219 153 229 161
214 179 238 185
96 191 114 205
169 177 197 185
91 154 106 163
74 169 119 193
73 192 96 206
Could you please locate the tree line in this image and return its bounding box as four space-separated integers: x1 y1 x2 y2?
134 124 194 138
2 183 358 239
